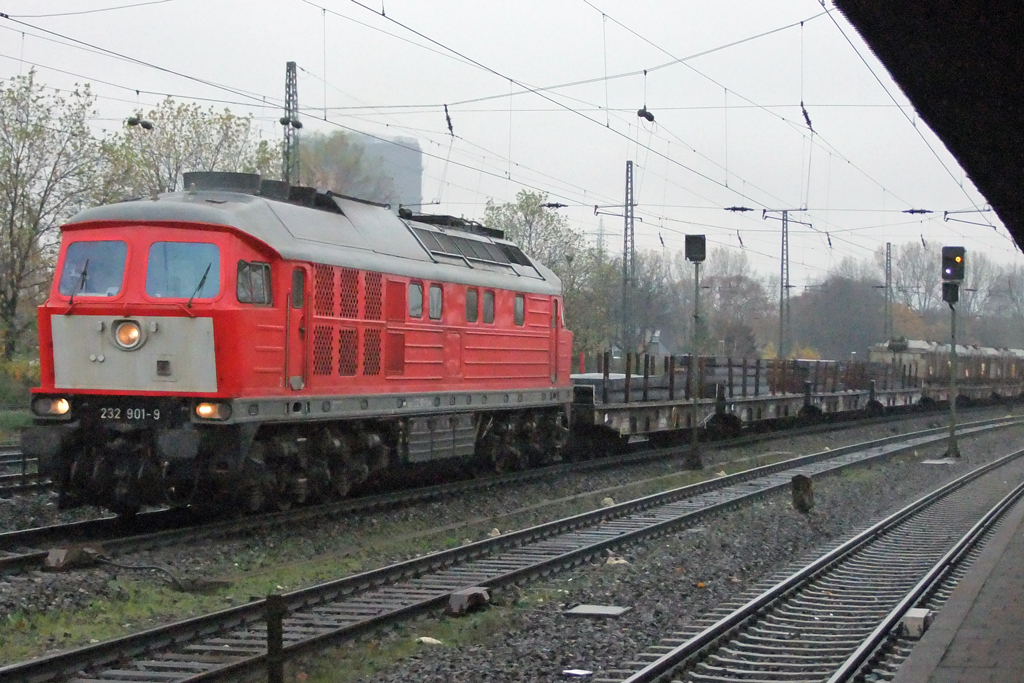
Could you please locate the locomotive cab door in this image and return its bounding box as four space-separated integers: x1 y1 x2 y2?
550 299 559 383
287 266 310 390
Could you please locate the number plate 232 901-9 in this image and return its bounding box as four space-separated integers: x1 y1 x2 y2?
99 406 161 422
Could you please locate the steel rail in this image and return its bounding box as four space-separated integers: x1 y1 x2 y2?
612 448 1024 683
0 471 45 494
1 417 1018 683
0 450 32 465
1 410 1008 576
826 475 1024 682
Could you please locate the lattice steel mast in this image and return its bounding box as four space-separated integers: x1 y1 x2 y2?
281 61 302 184
779 210 790 358
884 242 893 339
622 160 635 352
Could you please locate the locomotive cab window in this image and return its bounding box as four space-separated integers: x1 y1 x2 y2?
146 242 220 299
514 294 525 326
483 290 495 323
291 269 305 308
237 261 272 304
58 240 128 297
466 288 478 323
409 282 423 318
429 284 443 320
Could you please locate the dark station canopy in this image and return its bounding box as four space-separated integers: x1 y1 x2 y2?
833 1 1024 250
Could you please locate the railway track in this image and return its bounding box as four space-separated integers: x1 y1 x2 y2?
0 449 44 495
0 412 1015 576
604 442 1024 682
1 415 1019 683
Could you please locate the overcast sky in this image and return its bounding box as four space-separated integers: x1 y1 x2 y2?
2 0 1018 287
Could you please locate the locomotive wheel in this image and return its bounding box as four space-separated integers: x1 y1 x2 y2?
267 471 293 512
237 445 270 514
241 483 266 515
548 411 570 452
481 415 528 473
491 443 527 473
111 502 141 518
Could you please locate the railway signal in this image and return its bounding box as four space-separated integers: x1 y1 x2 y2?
940 246 964 458
686 235 706 470
685 234 706 262
941 246 965 281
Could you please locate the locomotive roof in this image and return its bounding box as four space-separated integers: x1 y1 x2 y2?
65 190 563 296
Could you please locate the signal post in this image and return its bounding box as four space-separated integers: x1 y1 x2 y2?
685 235 705 470
941 246 965 458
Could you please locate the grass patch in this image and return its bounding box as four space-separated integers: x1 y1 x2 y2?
0 450 805 661
0 579 222 660
297 587 560 682
0 410 30 442
0 447 839 661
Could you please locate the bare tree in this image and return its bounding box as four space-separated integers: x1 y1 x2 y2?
0 71 101 358
99 98 278 201
893 240 941 313
957 250 996 342
702 248 774 357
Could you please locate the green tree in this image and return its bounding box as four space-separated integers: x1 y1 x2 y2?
0 71 102 359
299 131 396 205
702 248 774 357
99 97 278 201
483 190 608 354
483 190 583 274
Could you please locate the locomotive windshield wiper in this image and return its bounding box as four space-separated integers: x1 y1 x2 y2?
186 262 212 309
68 259 89 308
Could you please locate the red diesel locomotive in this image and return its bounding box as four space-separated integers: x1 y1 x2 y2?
22 172 574 515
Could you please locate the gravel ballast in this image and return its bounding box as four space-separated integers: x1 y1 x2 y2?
0 407 1021 665
306 418 1024 682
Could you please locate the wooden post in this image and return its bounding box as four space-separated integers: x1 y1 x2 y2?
727 357 734 398
669 355 676 401
741 358 748 398
624 352 632 404
266 594 286 683
754 359 761 397
792 474 813 513
697 356 704 400
642 353 650 401
602 351 610 404
685 355 692 400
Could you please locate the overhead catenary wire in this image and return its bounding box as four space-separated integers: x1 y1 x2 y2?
5 0 178 18
2 5 1011 273
819 2 1005 240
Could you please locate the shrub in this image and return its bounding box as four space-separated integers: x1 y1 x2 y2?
0 359 39 408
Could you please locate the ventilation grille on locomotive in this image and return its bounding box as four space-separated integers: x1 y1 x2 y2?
313 325 333 375
340 268 358 319
314 264 334 317
339 328 358 376
364 328 381 376
365 271 383 320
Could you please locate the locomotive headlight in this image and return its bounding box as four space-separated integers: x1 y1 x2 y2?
114 321 142 349
195 402 232 420
32 396 71 417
